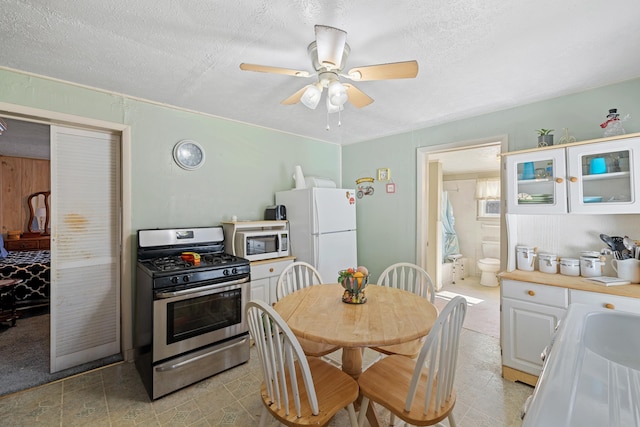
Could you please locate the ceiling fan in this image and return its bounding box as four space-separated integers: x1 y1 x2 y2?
239 25 418 113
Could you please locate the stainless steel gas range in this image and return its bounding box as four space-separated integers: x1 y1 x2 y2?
134 226 251 400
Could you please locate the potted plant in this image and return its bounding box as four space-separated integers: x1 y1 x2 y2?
536 129 554 147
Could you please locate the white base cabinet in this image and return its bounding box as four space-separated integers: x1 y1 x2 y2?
501 280 568 380
250 257 294 305
502 277 640 386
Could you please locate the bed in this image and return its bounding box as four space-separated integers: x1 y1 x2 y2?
0 248 50 308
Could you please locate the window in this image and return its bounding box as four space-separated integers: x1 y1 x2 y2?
477 199 501 219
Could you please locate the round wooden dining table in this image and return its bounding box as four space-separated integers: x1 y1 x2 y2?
273 283 438 427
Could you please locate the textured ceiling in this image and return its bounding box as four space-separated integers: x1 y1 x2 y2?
1 0 640 145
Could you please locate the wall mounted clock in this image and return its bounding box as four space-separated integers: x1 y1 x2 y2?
173 140 205 170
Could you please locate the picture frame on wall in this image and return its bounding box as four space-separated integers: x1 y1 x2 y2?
377 168 390 181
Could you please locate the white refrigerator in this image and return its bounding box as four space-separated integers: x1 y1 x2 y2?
275 188 357 282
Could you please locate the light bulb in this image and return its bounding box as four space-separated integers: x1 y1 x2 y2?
301 84 322 109
326 96 344 113
328 81 348 106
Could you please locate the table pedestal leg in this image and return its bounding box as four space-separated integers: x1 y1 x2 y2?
341 348 381 427
341 347 362 379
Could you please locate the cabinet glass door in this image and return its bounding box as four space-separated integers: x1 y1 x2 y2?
567 138 638 213
506 149 566 214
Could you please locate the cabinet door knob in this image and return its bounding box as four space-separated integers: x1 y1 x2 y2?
569 176 578 183
555 177 564 184
604 303 615 310
527 290 535 296
269 268 274 273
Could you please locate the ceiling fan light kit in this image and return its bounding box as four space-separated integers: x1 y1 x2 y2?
326 96 344 114
239 24 418 126
301 84 322 109
328 80 348 107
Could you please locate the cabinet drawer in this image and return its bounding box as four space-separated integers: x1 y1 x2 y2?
502 280 568 308
5 240 39 251
250 258 293 280
570 289 640 313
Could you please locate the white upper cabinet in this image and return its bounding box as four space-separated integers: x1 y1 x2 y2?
565 138 637 213
505 135 640 214
506 148 567 214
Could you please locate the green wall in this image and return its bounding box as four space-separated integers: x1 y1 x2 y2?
0 68 341 231
3 67 639 285
343 78 640 281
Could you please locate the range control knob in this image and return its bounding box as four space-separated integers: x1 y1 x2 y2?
171 277 179 284
232 267 238 275
183 275 190 283
223 269 229 276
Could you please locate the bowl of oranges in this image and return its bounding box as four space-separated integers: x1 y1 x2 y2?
338 266 369 304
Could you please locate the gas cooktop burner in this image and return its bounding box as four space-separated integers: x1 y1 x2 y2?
201 253 237 265
144 252 248 273
151 257 192 271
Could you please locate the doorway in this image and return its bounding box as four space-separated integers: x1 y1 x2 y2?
0 107 131 396
416 136 507 337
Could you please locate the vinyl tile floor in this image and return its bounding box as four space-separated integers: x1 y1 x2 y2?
0 282 533 426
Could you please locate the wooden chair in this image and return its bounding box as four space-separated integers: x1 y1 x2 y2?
376 262 435 302
246 300 359 427
276 262 340 360
370 262 436 359
276 261 323 300
357 296 468 427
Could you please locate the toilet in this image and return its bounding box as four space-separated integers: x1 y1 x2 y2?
477 241 500 287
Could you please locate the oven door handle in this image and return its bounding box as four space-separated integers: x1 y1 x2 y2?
155 277 249 299
155 336 249 372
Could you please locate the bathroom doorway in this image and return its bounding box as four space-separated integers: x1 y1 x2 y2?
416 137 507 337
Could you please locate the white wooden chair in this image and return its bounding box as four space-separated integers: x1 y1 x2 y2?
357 296 468 427
377 262 435 302
276 261 323 300
370 262 436 359
276 262 340 360
246 300 359 427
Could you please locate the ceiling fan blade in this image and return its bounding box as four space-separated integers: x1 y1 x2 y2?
347 60 418 81
281 85 311 105
343 84 374 108
314 25 347 69
240 63 310 78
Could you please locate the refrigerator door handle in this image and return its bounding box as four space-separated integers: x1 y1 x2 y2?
314 235 320 266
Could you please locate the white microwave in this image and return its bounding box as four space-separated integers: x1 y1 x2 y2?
235 230 289 261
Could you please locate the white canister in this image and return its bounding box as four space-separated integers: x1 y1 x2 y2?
560 258 580 276
579 251 605 277
516 246 537 271
538 253 558 274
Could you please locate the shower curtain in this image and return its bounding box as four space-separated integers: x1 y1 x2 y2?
442 191 460 261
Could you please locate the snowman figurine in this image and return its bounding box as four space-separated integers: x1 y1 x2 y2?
600 108 626 137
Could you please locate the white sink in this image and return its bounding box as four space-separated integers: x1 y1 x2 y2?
583 311 640 370
523 303 640 427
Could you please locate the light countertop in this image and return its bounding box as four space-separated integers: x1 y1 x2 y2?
499 270 640 299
